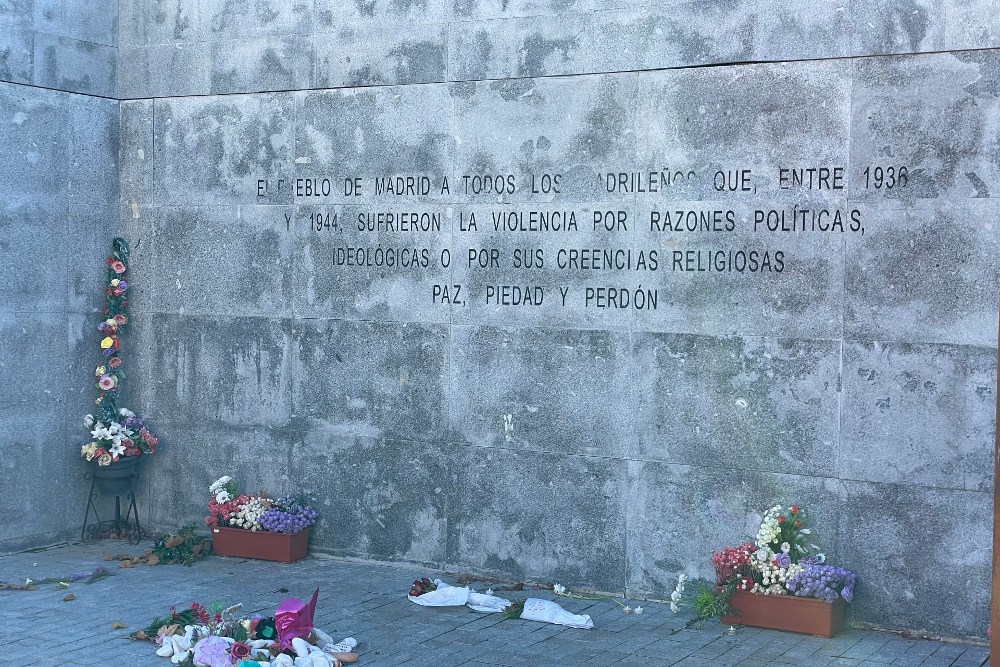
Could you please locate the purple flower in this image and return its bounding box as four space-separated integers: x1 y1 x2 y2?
118 281 128 291
103 348 115 357
774 553 791 568
98 322 107 331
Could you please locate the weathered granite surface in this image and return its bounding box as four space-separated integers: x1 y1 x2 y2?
0 0 116 96
3 0 999 643
0 80 118 550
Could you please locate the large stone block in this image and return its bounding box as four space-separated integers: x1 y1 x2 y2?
68 95 118 205
210 35 313 95
119 43 211 99
148 205 295 317
34 0 117 47
625 462 842 597
449 14 592 81
118 0 200 46
119 100 155 208
448 446 628 592
844 200 1000 346
290 203 454 323
139 314 295 428
632 333 842 477
946 0 1000 50
841 341 996 492
0 201 68 314
448 201 642 330
850 0 946 56
452 73 639 204
633 199 845 339
291 319 448 443
838 480 991 637
0 83 68 203
153 94 294 206
295 85 455 205
636 60 852 203
33 33 116 97
291 436 449 563
588 1 849 73
202 0 314 39
146 423 296 530
850 52 1000 200
448 325 636 458
0 26 33 86
314 21 448 88
65 204 120 315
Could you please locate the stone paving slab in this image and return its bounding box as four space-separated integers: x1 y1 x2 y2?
0 541 990 667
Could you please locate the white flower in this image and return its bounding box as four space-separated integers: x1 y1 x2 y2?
108 423 121 435
622 606 632 614
91 425 110 440
215 491 231 504
780 542 790 553
209 476 233 494
84 414 94 428
670 601 679 613
634 606 643 614
119 407 135 418
670 590 681 602
553 584 566 595
800 528 811 535
109 442 126 457
816 553 826 563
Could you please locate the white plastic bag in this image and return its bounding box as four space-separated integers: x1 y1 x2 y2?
408 579 510 613
407 579 470 606
519 598 594 629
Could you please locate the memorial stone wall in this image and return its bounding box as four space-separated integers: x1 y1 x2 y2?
0 0 118 549
2 0 1000 638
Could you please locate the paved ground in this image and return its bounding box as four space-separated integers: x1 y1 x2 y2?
0 540 990 666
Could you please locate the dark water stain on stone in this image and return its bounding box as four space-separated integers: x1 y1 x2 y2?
462 30 493 80
388 40 446 83
568 78 629 161
965 171 989 197
894 0 930 51
517 32 578 78
489 77 534 101
453 0 476 18
355 0 376 17
347 64 384 86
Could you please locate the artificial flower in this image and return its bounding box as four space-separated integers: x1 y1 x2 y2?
110 259 126 274
109 442 126 458
780 542 790 553
98 453 112 466
110 278 119 287
84 414 94 428
98 375 116 391
100 336 114 349
109 356 122 368
95 366 106 376
114 314 126 325
192 636 233 667
230 641 252 661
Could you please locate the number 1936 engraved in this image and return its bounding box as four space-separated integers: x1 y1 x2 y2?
862 166 908 190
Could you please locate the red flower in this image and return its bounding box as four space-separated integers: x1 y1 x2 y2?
777 515 785 523
114 314 127 325
109 356 122 368
791 505 800 513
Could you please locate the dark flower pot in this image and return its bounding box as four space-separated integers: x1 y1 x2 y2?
211 526 311 563
91 456 141 496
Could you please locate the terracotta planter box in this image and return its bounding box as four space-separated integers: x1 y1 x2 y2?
722 589 846 638
211 526 311 563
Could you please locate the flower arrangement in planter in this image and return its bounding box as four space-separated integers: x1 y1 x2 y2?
675 504 857 638
206 476 319 563
80 238 158 468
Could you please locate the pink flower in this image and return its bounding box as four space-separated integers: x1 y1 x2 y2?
230 641 252 661
98 375 116 391
110 260 126 274
193 636 232 667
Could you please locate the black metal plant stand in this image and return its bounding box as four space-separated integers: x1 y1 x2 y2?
81 461 143 544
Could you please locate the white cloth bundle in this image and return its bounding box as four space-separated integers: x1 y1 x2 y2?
407 579 511 613
519 598 594 629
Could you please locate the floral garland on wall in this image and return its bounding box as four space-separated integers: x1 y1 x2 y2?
81 238 159 466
